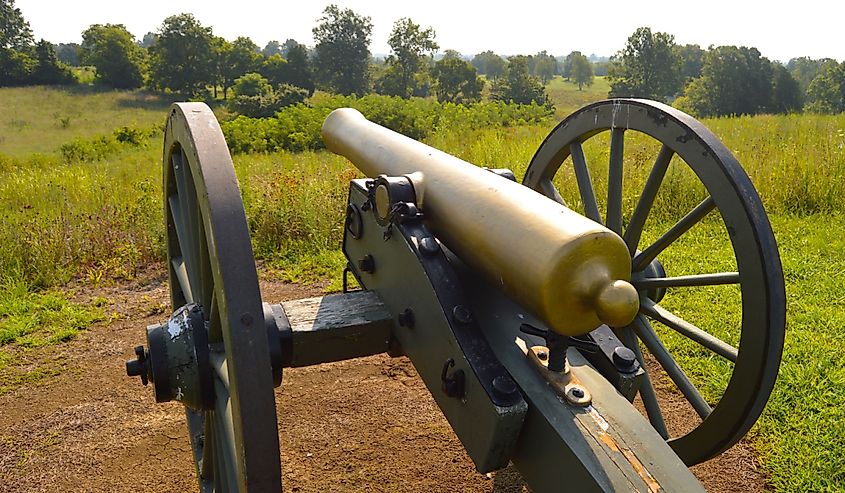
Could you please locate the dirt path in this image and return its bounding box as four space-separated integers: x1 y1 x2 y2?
0 277 765 492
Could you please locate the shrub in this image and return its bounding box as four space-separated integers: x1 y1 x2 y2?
221 93 553 154
228 73 310 118
59 125 155 163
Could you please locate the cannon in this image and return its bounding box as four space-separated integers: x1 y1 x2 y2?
125 99 785 492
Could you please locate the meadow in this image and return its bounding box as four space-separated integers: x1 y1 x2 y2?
1 79 844 491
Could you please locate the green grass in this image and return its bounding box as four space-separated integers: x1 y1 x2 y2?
0 279 105 347
0 85 179 156
0 279 106 394
545 75 610 118
1 86 845 490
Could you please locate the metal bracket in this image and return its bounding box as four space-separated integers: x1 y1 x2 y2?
526 345 592 407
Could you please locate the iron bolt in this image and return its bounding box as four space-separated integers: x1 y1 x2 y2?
398 308 415 328
125 345 149 386
612 346 637 370
537 350 548 361
358 254 376 273
452 305 473 324
491 375 518 399
419 236 440 256
570 387 585 399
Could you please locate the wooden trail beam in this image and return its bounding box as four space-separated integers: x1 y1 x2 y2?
272 290 394 368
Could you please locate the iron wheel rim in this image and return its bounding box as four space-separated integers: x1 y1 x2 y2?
163 103 281 491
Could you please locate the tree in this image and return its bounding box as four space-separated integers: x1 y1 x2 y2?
440 49 462 61
770 64 803 114
561 51 582 80
148 13 214 96
674 44 705 83
30 39 74 84
281 38 299 57
55 43 80 66
232 72 272 97
471 50 506 79
0 47 33 86
139 32 157 48
80 24 145 89
0 0 33 51
805 62 845 114
676 46 774 116
383 17 438 98
0 0 34 86
218 36 261 99
490 56 551 106
533 51 557 83
312 5 372 95
431 56 482 103
593 61 610 76
259 53 287 86
608 27 680 101
788 56 838 92
262 40 282 57
570 52 594 90
283 41 315 95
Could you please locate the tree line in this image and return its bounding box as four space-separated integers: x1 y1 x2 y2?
607 27 844 116
6 0 842 119
0 1 565 117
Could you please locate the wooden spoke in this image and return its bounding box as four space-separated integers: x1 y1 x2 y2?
538 177 566 205
606 128 625 234
632 196 716 271
620 327 669 439
623 145 674 255
570 141 601 223
634 316 712 419
641 299 738 362
171 256 194 304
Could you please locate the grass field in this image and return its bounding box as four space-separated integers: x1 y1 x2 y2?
0 85 179 156
545 75 611 117
1 85 845 491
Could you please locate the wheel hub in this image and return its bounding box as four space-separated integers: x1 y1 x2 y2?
632 257 667 303
126 304 213 410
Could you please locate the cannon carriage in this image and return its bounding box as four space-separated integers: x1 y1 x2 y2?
125 99 785 492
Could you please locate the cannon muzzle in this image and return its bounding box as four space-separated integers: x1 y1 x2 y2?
322 108 638 335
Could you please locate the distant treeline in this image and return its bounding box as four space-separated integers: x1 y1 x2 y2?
0 1 557 119
2 0 843 118
607 27 844 117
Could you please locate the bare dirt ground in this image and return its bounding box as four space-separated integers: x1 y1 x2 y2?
0 275 766 492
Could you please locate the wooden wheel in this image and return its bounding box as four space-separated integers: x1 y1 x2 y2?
163 103 281 491
523 99 785 465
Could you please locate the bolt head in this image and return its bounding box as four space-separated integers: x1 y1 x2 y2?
452 305 473 324
570 387 585 399
419 236 440 256
358 254 376 273
612 346 637 370
491 375 518 399
398 308 415 328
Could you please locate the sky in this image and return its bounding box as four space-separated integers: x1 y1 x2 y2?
14 0 845 62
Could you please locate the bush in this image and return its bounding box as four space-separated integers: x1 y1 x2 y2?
221 93 553 154
228 73 310 118
59 125 156 163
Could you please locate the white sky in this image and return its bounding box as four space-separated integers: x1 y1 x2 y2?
15 0 845 62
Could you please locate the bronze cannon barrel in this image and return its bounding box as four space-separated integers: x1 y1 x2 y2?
322 108 639 336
